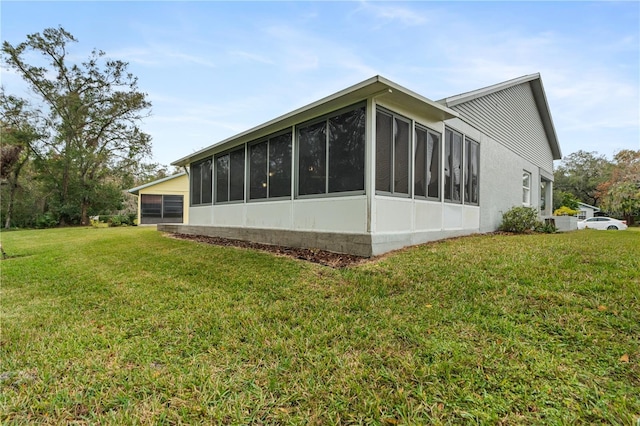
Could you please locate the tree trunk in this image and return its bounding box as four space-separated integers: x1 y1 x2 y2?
81 199 89 226
4 182 15 229
4 160 26 229
625 214 635 227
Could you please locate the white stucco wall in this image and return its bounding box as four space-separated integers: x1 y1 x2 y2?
189 196 368 234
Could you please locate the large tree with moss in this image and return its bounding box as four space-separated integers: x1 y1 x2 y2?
2 27 152 225
0 92 43 228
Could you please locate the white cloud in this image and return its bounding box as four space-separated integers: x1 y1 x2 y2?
354 1 429 27
228 50 274 65
108 43 216 68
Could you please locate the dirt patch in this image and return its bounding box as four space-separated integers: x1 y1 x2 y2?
168 233 369 268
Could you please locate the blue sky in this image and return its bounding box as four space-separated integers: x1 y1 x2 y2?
2 1 639 167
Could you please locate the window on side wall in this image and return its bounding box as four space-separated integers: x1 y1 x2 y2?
297 104 365 197
444 128 463 203
215 146 245 203
540 178 550 212
464 137 479 205
249 131 292 200
414 125 440 200
190 157 213 205
376 108 410 196
522 171 532 206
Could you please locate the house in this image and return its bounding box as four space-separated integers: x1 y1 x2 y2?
159 74 561 256
128 172 189 225
577 202 600 220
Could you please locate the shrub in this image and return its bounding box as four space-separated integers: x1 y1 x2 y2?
499 206 540 233
34 213 58 229
535 219 557 234
553 206 579 216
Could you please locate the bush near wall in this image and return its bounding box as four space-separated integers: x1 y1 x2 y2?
92 214 137 227
553 206 579 216
500 206 541 233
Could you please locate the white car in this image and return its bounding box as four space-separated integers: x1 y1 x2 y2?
577 217 628 231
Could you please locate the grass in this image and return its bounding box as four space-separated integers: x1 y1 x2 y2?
1 226 638 425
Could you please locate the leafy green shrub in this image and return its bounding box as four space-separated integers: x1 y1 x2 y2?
107 214 133 227
553 206 579 216
499 206 540 233
34 213 58 229
535 219 557 234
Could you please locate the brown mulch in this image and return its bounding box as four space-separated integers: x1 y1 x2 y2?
168 233 369 268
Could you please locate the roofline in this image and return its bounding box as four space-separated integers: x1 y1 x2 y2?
171 75 459 166
439 73 562 160
128 171 187 195
577 202 600 211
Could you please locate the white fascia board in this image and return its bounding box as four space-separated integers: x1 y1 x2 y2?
438 73 541 107
171 76 458 167
128 172 187 195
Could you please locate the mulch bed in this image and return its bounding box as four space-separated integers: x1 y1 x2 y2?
168 233 369 268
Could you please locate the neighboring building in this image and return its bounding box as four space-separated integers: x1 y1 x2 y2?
128 173 189 225
577 202 600 220
160 74 561 256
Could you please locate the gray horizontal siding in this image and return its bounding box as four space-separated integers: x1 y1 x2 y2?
451 83 554 172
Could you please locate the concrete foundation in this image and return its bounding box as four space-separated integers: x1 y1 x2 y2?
158 224 374 257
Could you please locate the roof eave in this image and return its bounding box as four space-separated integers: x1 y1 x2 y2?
171 76 458 167
127 171 187 195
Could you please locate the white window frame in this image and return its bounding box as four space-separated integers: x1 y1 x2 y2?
523 171 532 206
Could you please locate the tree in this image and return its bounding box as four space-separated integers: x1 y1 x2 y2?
552 190 580 212
553 150 612 207
0 92 43 228
2 27 152 225
597 150 640 225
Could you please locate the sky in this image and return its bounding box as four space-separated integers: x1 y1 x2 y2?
2 1 639 168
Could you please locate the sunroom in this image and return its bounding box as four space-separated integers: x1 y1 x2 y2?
162 76 486 256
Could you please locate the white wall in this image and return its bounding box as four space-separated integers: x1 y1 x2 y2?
373 197 479 234
189 196 368 234
189 205 213 225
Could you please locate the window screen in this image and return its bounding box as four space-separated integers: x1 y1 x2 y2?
328 106 365 193
465 138 479 205
375 110 393 193
248 132 292 200
297 103 365 197
229 148 245 201
269 133 292 198
249 141 268 200
445 128 462 203
190 158 212 205
376 108 410 195
215 154 229 203
298 121 326 196
216 147 245 203
415 126 440 200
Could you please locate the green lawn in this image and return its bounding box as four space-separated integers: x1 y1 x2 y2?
1 226 639 424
